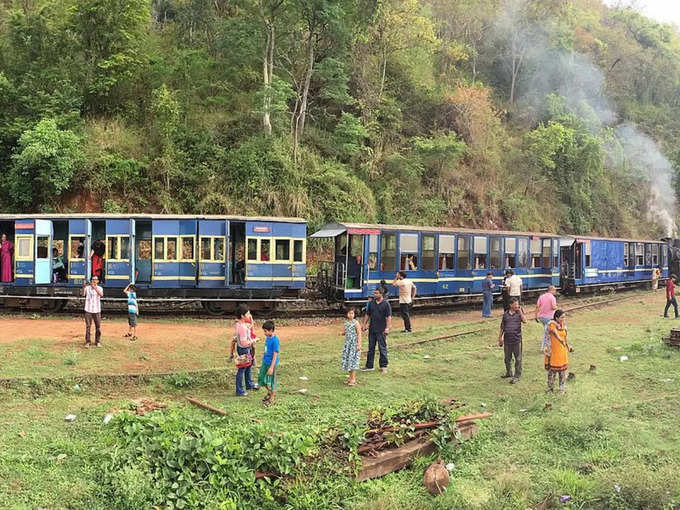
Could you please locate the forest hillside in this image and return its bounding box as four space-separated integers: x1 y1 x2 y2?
1 0 680 236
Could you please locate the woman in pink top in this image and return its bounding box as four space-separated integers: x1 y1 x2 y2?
0 234 13 282
234 304 259 396
535 286 558 349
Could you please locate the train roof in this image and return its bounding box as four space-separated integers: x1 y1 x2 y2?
311 222 560 238
0 213 306 223
311 222 664 243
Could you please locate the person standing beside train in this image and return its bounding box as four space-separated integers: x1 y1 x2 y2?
393 271 416 333
664 274 679 319
498 297 526 384
482 272 495 318
82 276 104 348
505 269 523 305
362 287 392 373
535 286 558 348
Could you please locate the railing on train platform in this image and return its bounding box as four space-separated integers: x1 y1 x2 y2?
314 261 346 300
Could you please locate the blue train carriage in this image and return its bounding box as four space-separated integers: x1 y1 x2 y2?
559 235 669 293
0 214 307 313
311 222 561 302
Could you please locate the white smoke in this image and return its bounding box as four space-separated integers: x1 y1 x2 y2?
494 0 677 235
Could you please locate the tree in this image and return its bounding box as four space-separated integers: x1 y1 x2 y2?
7 118 83 211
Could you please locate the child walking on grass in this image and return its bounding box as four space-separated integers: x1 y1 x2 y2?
258 320 279 406
341 307 362 386
123 283 138 341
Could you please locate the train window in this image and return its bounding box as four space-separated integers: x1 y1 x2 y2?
636 243 644 266
350 235 363 257
457 236 471 270
661 245 667 267
293 240 304 262
261 239 271 261
653 244 659 266
275 239 290 261
247 239 258 261
623 243 629 267
138 240 151 260
108 237 118 260
490 238 502 269
530 239 541 268
473 236 487 269
201 238 211 260
53 240 64 256
154 238 165 260
439 235 454 270
214 238 225 261
504 238 516 268
37 236 49 259
381 234 397 271
552 240 559 268
644 244 652 266
368 235 378 270
180 237 194 261
120 237 130 260
166 237 178 261
585 242 591 267
422 235 436 270
70 237 85 260
518 238 528 268
16 236 33 260
400 234 418 271
541 240 551 268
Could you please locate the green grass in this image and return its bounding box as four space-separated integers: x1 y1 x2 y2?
1 296 680 508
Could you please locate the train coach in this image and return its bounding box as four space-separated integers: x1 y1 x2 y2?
311 222 669 302
0 214 307 313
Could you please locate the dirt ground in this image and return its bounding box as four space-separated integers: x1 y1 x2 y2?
0 291 665 377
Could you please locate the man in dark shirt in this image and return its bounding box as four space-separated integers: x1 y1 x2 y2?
362 288 392 373
498 297 527 384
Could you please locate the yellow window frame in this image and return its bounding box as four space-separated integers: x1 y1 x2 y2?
15 235 34 261
274 238 292 262
152 235 179 262
199 236 226 262
246 237 272 263
179 235 197 263
68 234 86 261
106 235 130 262
271 237 307 264
292 238 307 264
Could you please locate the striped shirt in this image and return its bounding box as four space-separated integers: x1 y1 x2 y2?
84 285 103 314
127 291 138 315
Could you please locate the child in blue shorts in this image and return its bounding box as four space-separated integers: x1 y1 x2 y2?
258 320 279 406
123 283 138 341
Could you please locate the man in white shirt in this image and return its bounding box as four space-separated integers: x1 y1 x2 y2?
82 276 104 347
392 271 417 333
504 270 523 305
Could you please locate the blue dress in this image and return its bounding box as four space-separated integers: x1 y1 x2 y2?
341 319 361 371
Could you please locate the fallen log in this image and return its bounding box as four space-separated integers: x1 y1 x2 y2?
357 421 478 481
186 397 228 416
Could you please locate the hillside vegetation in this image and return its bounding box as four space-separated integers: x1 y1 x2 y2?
1 0 680 236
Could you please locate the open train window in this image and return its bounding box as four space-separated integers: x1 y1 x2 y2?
457 236 471 270
70 236 85 260
181 237 195 261
542 239 551 268
368 235 378 270
260 239 271 261
585 242 591 267
275 239 290 261
400 233 418 271
422 234 435 270
200 238 211 260
636 243 644 266
155 238 165 260
504 238 516 268
37 236 49 259
108 238 118 260
473 236 487 269
652 244 659 266
644 244 652 266
623 243 629 267
247 239 258 261
107 236 130 261
293 240 304 262
439 235 454 270
518 238 528 268
552 240 559 268
530 239 541 268
381 234 396 271
166 237 178 261
490 237 501 269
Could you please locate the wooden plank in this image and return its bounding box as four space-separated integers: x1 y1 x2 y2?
186 397 228 416
357 421 478 481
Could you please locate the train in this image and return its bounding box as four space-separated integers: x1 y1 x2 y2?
0 213 671 314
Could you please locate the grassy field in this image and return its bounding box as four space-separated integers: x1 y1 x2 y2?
1 293 679 509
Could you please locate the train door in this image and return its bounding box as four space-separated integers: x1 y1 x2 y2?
152 220 179 287
489 236 504 289
456 235 473 293
85 219 92 281
135 221 152 284
198 219 227 287
471 235 488 292
34 219 52 284
178 220 197 288
436 234 456 295
129 219 135 283
105 219 131 287
67 220 86 285
346 234 364 289
574 243 583 280
245 222 272 287
14 219 35 284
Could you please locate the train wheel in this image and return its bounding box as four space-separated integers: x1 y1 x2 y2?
201 301 226 316
41 299 66 313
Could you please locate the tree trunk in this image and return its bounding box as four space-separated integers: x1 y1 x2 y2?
262 26 273 136
293 34 314 162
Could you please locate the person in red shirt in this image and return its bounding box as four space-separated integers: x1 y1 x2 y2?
664 275 678 318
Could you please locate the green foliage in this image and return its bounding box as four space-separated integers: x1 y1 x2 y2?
164 371 197 389
7 118 83 211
